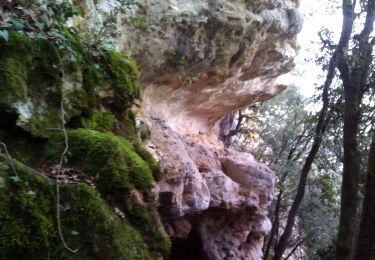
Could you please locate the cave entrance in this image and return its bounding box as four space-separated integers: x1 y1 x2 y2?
170 227 207 260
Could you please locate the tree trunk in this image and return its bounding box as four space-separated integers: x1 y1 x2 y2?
263 189 283 260
272 51 333 260
355 132 375 259
335 1 375 259
335 74 361 260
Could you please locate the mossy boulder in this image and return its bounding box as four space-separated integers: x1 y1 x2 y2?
100 50 141 111
47 129 154 196
0 29 169 259
0 154 153 260
0 32 140 137
0 32 86 137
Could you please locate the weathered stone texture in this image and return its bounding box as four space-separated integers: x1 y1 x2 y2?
86 0 302 258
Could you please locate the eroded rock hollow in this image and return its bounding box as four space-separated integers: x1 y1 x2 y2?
88 0 302 259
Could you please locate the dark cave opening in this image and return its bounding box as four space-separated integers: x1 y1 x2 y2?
170 227 207 260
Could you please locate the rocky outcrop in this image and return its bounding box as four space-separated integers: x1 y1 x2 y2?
89 0 302 134
143 118 274 259
86 0 302 259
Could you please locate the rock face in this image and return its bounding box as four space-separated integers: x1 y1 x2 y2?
90 0 301 134
86 0 302 259
143 119 274 259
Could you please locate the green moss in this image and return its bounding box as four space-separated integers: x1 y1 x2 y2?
0 32 141 137
47 129 153 195
101 50 141 109
118 109 163 181
56 184 152 260
64 31 141 113
82 112 116 132
0 28 169 260
133 142 163 181
127 108 137 131
126 204 171 258
0 154 152 260
0 161 54 258
0 57 27 103
0 32 87 137
0 32 58 104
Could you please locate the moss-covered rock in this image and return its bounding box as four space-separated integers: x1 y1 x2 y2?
0 32 140 137
0 26 169 260
0 31 92 137
0 154 152 260
82 111 116 132
46 129 154 195
126 204 171 258
115 109 163 181
101 50 141 111
0 32 67 136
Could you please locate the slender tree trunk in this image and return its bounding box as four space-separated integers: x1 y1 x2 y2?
355 132 375 259
272 128 325 260
272 52 334 260
264 189 283 260
284 234 312 260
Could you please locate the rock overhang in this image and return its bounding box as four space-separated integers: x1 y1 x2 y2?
88 0 302 138
84 1 302 259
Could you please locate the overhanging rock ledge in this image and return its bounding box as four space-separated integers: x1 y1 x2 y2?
87 0 302 258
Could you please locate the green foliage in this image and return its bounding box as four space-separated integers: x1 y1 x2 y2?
299 181 339 260
1 0 82 60
0 30 9 41
243 86 341 258
0 154 152 260
47 129 154 195
92 0 136 46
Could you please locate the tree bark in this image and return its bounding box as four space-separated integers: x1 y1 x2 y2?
264 189 283 260
335 1 375 259
355 132 375 260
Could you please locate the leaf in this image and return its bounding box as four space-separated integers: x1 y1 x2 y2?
9 175 21 183
36 22 45 31
35 33 47 40
0 30 9 42
69 54 77 63
11 18 25 30
71 230 79 236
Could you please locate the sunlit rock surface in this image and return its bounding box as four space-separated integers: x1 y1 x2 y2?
87 0 301 258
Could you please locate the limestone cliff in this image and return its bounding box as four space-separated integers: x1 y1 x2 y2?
0 0 302 259
86 0 302 259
